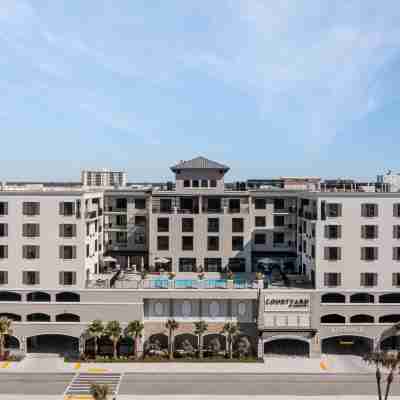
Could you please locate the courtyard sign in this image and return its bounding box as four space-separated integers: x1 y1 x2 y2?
264 294 310 312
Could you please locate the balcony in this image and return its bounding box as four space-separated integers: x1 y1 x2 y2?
104 207 127 214
177 207 199 214
105 224 128 231
273 206 297 214
85 210 97 219
152 207 174 214
202 207 223 214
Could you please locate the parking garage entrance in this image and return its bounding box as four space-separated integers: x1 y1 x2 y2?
27 334 79 357
322 336 373 356
264 338 310 357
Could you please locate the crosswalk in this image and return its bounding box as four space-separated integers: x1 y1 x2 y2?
64 372 123 399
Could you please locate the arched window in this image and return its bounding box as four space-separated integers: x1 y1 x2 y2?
321 314 346 324
55 292 80 302
0 313 21 321
350 293 374 303
379 315 400 324
27 292 51 302
350 314 374 323
27 313 51 322
55 313 80 322
0 291 21 301
321 293 345 303
379 293 400 303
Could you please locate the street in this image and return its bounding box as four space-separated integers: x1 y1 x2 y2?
1 372 400 396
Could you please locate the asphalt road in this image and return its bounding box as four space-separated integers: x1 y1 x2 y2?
1 372 400 396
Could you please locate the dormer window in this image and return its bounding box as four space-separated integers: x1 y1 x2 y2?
192 180 199 188
201 180 208 188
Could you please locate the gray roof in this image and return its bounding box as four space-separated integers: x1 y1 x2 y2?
171 156 230 172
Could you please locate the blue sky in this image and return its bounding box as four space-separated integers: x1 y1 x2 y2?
1 1 400 182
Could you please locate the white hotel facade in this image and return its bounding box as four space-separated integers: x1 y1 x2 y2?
0 157 400 358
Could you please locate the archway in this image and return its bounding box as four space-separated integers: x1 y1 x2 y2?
350 314 374 323
379 293 400 303
264 337 310 357
27 313 51 322
203 334 226 356
321 314 346 324
234 335 253 357
350 293 374 303
27 292 51 302
0 313 21 321
27 334 79 356
381 336 400 351
0 291 21 301
379 315 400 324
56 292 80 302
55 313 80 322
145 333 168 354
321 293 345 303
174 333 197 353
4 335 20 350
322 336 373 356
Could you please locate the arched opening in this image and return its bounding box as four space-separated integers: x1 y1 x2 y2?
379 315 400 324
350 314 374 323
350 293 374 303
144 333 168 356
0 291 21 301
234 335 254 357
56 292 80 302
379 293 400 303
0 313 21 321
203 334 226 357
5 335 20 350
27 313 51 322
321 314 346 324
322 336 373 356
27 334 78 356
321 293 345 303
55 313 80 322
174 333 197 355
27 292 51 302
264 338 310 357
381 336 400 351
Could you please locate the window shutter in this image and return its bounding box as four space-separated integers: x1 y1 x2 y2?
59 246 63 259
361 225 365 239
337 204 342 217
35 271 40 284
374 204 378 217
72 246 76 259
338 248 342 260
337 225 342 238
22 246 26 258
394 226 397 239
393 273 396 286
72 272 76 285
324 247 329 260
361 247 364 260
59 202 64 216
59 271 64 285
59 225 63 238
324 226 329 238
373 274 377 286
360 273 365 286
22 271 27 285
4 203 8 215
374 247 378 260
36 224 40 236
71 203 75 215
337 273 341 286
72 225 76 237
361 204 365 217
4 224 7 236
324 273 328 286
4 246 7 258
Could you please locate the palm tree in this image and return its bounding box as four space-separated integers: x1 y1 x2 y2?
222 322 240 359
90 383 110 400
0 317 12 359
105 320 122 359
193 320 208 358
364 350 400 400
124 320 144 359
86 320 104 358
165 319 179 360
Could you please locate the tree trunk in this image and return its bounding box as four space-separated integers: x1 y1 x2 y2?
113 340 118 359
169 331 174 360
134 336 138 359
229 339 233 359
376 366 382 400
94 337 98 358
199 335 203 359
384 370 394 400
0 336 4 359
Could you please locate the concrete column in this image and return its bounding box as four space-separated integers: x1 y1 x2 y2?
19 336 27 353
310 334 321 358
257 337 264 360
79 335 85 355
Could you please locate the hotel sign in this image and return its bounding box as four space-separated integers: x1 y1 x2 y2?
264 294 310 312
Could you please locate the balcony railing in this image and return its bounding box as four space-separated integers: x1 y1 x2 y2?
85 210 97 219
105 207 127 213
202 207 223 214
152 207 174 214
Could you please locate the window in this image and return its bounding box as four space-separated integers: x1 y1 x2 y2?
160 199 172 212
157 236 169 251
324 273 341 287
228 258 246 272
361 247 378 261
134 231 145 244
207 236 219 251
179 258 196 272
393 273 400 287
361 225 378 239
361 203 378 218
192 180 199 188
59 246 77 260
184 180 190 188
86 244 90 258
208 218 219 233
23 202 40 216
274 198 285 210
157 218 169 232
274 215 285 227
59 202 75 216
254 198 266 210
0 224 7 237
210 180 217 188
394 225 400 239
232 218 244 233
324 247 341 261
232 236 244 251
182 236 194 251
201 180 208 188
324 225 341 239
360 273 377 287
255 216 266 227
0 202 8 216
229 199 240 213
135 216 146 226
311 245 315 259
254 234 266 245
273 232 285 245
22 245 40 259
207 198 221 212
116 231 127 243
135 198 146 209
59 271 77 285
204 258 222 272
115 215 127 226
22 223 40 237
326 203 342 218
182 218 194 233
393 247 400 261
394 204 400 217
116 198 127 210
0 271 7 284
0 246 7 259
23 271 40 285
59 224 76 238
